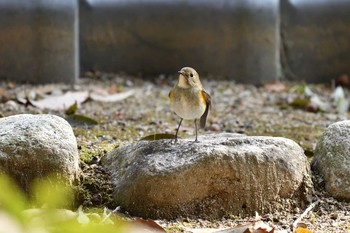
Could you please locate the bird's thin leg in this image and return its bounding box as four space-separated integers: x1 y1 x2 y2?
174 118 183 142
194 119 198 142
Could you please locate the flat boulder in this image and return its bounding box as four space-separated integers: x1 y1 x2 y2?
102 133 312 219
0 114 79 191
312 120 350 199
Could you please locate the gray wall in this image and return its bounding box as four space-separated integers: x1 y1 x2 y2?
281 0 350 82
0 0 350 84
0 0 78 84
80 0 280 83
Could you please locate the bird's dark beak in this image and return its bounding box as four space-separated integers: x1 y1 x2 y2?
178 70 186 78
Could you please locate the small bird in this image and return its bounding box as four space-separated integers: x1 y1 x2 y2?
169 67 211 142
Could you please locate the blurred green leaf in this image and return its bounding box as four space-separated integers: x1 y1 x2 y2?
65 101 78 115
0 174 28 221
66 114 98 127
289 97 310 109
0 174 140 233
140 133 175 141
30 176 74 209
290 83 306 94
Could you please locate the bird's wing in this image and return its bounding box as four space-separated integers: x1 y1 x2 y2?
169 88 174 99
200 90 211 128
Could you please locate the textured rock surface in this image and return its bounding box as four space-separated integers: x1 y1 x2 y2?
102 133 312 219
312 120 350 200
0 114 79 191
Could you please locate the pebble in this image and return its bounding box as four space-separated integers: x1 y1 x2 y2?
209 123 221 131
293 207 300 214
5 100 18 111
330 213 338 220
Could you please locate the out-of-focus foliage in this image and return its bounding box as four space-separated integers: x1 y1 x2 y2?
288 83 350 114
0 174 28 223
140 133 175 141
0 174 155 233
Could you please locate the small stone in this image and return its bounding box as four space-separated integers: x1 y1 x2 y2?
98 135 113 141
293 207 300 214
126 80 134 87
5 100 18 111
209 123 221 131
330 213 338 220
296 222 308 228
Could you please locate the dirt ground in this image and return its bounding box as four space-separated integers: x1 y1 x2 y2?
1 72 350 232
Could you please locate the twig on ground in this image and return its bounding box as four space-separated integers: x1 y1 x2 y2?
292 199 320 230
101 206 120 223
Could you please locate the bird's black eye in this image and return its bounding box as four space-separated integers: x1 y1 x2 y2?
190 73 194 77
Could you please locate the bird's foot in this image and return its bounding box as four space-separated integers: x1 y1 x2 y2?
171 137 179 144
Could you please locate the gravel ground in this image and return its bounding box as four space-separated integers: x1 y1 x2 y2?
0 73 349 232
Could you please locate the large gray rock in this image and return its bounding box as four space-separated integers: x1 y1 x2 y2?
312 120 350 199
102 133 312 219
0 114 79 191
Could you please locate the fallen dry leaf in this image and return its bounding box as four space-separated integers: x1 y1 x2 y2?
183 222 275 233
90 89 135 102
16 89 36 105
183 227 235 233
7 81 16 89
336 74 350 87
264 82 287 92
134 218 166 232
34 84 64 97
107 84 119 94
31 91 89 110
252 221 274 233
294 227 313 233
